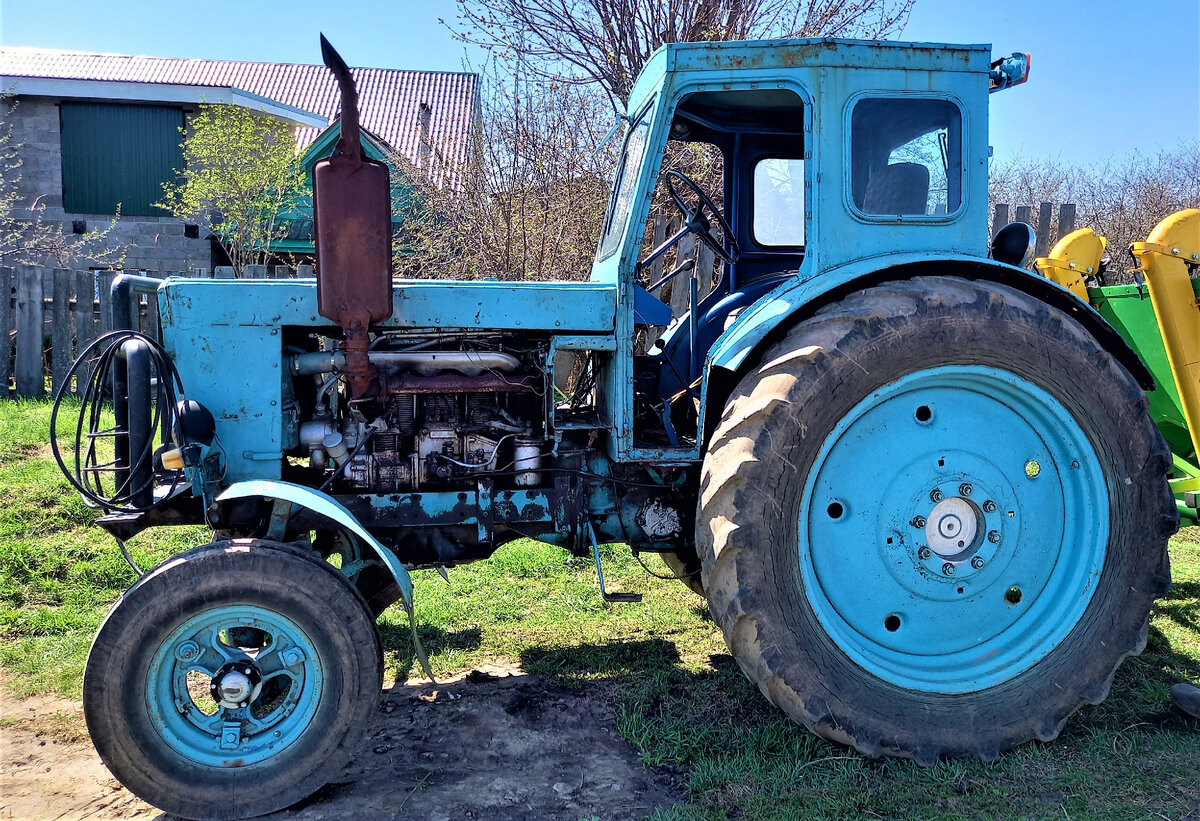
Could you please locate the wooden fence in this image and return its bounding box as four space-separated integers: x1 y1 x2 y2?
0 265 314 399
992 202 1077 262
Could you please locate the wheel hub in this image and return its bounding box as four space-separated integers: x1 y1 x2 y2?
925 496 979 558
799 366 1109 692
210 662 262 709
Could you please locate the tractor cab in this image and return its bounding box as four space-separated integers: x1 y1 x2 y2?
585 39 1014 458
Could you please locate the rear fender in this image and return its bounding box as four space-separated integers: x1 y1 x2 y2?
701 253 1154 444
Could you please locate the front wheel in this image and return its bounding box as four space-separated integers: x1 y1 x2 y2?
83 539 381 820
698 278 1176 763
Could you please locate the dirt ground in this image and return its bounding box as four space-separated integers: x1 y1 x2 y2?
0 662 682 821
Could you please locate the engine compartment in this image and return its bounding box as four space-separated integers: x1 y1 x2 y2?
285 332 551 494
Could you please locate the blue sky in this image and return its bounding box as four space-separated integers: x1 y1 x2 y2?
2 0 1196 166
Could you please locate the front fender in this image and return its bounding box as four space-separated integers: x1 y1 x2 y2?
216 480 414 612
707 252 1154 387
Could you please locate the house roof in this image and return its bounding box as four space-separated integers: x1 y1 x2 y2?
0 46 478 185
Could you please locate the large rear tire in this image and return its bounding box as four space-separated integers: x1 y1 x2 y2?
84 539 381 820
698 278 1176 763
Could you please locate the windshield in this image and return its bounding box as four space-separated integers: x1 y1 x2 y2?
597 100 654 260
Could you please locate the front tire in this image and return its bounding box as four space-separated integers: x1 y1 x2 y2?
84 539 381 820
698 278 1175 763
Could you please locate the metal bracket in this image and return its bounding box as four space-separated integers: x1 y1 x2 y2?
588 521 641 603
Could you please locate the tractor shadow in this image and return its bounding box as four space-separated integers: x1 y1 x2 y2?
249 562 1200 821
259 637 690 821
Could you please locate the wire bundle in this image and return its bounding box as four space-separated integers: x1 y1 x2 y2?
50 330 186 514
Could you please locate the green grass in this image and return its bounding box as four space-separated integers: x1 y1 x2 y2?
2 398 1199 819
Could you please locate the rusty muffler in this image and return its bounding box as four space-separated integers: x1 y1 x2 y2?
313 34 394 399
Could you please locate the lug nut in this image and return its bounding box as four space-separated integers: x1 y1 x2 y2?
911 516 927 529
988 530 1002 544
942 562 956 576
971 556 985 569
982 500 997 513
930 489 944 503
918 546 932 560
958 483 973 496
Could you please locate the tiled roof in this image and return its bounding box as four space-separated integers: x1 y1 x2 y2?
0 46 478 185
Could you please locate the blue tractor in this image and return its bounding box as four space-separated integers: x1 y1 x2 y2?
58 37 1176 819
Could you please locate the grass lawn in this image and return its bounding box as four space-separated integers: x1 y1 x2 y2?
2 397 1198 820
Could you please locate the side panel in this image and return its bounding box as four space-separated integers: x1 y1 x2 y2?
161 278 617 482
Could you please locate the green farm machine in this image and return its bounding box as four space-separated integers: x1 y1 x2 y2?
51 35 1197 819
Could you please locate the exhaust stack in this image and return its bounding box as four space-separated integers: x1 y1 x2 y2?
313 34 394 398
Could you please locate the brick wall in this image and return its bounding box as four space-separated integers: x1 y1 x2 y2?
6 96 213 272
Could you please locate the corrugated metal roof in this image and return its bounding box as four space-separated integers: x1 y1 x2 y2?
0 46 478 185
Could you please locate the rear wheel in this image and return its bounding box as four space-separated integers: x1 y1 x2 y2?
84 539 381 819
698 278 1175 763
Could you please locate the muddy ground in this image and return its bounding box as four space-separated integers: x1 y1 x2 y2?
0 662 683 821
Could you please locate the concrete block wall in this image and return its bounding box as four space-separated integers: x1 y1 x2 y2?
5 96 213 272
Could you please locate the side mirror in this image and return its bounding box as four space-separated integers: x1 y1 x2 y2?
991 222 1037 268
989 52 1031 92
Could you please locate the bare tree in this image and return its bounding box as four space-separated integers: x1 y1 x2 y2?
396 58 615 280
447 0 916 104
989 141 1200 280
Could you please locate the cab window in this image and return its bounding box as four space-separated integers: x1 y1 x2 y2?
753 158 805 246
598 101 654 259
850 98 962 217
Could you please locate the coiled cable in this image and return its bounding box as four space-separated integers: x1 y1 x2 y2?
50 330 187 514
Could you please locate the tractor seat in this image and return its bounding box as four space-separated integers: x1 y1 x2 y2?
863 162 930 215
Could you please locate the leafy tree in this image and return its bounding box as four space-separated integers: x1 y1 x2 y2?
159 104 304 275
0 97 125 267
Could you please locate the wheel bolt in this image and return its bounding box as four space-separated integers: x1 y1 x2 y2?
971 556 985 569
942 562 955 576
918 546 932 560
982 500 997 513
988 530 1002 544
911 516 927 529
958 483 973 496
930 489 944 503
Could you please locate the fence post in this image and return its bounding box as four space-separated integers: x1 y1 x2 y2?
668 231 695 320
243 264 268 279
144 290 160 341
72 270 95 396
297 264 314 279
0 267 11 398
1057 204 1076 240
15 266 44 397
214 266 236 279
696 243 716 301
1035 202 1053 258
97 271 117 338
991 204 1009 239
52 269 71 396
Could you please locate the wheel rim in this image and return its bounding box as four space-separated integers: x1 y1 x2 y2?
799 365 1108 693
145 604 324 767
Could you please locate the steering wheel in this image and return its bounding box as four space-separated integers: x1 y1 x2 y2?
663 169 740 265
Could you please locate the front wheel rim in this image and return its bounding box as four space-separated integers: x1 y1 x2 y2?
799 365 1109 694
145 604 324 767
